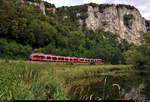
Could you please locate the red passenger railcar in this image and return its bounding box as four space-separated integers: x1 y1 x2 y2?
29 53 103 63
29 53 46 61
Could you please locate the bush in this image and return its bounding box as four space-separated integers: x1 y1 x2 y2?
66 62 74 65
123 14 134 28
89 62 96 65
0 39 32 59
124 32 150 70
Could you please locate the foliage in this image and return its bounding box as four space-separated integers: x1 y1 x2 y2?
61 64 131 83
66 62 74 65
99 4 113 13
116 4 135 10
123 14 134 28
0 0 131 64
89 62 96 65
0 39 32 59
23 0 41 3
124 32 150 69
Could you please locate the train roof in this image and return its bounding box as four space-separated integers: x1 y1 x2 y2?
30 53 45 56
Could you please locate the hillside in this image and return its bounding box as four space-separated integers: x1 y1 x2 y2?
55 3 149 45
19 1 150 45
0 0 148 64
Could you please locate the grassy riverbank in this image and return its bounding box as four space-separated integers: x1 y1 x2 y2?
0 61 131 100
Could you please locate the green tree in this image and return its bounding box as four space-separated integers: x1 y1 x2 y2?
124 32 150 69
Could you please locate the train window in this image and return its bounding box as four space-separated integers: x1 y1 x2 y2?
47 56 51 59
58 58 64 60
33 55 45 58
65 58 68 61
79 59 83 61
52 57 57 60
40 56 45 58
70 59 72 61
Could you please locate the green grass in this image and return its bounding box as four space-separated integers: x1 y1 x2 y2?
0 62 68 100
60 65 131 83
0 61 131 100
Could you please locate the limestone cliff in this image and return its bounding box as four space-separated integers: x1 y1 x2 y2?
56 3 149 45
20 0 56 15
21 1 150 45
84 4 147 45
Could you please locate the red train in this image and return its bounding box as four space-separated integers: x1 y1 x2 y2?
29 53 103 63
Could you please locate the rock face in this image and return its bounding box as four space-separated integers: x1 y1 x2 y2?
21 0 46 15
20 1 149 45
39 1 46 15
85 4 147 45
20 0 56 15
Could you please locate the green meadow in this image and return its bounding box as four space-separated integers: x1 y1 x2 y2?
0 60 131 100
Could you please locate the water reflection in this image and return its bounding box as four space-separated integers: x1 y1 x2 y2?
68 71 150 100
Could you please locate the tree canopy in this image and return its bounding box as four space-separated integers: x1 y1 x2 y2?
124 32 150 69
0 0 132 64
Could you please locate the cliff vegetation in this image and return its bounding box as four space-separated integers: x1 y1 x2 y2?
0 0 143 65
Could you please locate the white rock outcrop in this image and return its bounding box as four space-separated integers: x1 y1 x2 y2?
85 5 147 45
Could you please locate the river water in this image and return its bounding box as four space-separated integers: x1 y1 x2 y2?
68 71 150 100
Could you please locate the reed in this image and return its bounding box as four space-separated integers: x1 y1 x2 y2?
0 62 68 100
79 86 84 95
82 94 88 100
85 95 90 100
103 76 107 100
95 97 102 100
89 94 94 100
112 83 121 97
80 95 83 100
87 87 91 93
0 61 131 100
73 87 81 96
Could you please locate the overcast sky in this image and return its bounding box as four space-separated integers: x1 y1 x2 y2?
44 0 150 20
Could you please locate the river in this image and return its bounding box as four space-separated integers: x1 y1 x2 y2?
67 71 150 100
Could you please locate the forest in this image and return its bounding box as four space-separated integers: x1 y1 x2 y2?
0 0 150 68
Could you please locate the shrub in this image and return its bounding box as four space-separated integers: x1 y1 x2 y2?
89 62 96 65
66 62 74 65
0 39 32 59
123 14 134 28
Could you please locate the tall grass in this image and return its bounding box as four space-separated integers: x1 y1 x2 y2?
61 66 131 84
70 76 122 100
0 62 68 100
0 61 131 100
